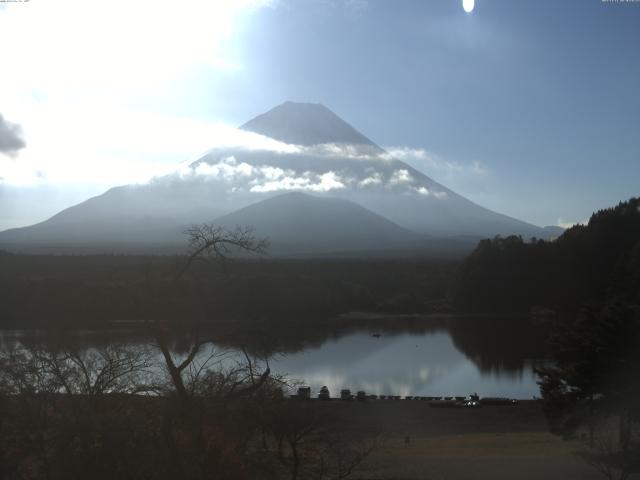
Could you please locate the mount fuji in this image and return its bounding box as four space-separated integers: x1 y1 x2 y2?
0 101 554 256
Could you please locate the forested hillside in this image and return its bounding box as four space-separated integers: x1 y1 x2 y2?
452 197 640 313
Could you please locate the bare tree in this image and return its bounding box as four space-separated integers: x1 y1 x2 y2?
174 224 269 281
188 346 275 400
153 328 271 401
0 343 154 397
262 399 378 480
147 223 272 477
316 435 379 480
154 223 270 398
154 328 213 400
0 343 158 479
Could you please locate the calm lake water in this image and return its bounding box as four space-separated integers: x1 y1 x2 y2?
267 329 541 399
0 317 546 399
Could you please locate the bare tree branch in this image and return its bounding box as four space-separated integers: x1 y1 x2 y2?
174 224 269 281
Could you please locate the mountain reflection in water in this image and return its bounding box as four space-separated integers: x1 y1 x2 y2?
0 316 548 398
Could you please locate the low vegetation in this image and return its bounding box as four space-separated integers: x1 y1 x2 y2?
0 337 376 480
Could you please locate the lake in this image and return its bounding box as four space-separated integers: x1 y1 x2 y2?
268 329 541 399
0 316 547 399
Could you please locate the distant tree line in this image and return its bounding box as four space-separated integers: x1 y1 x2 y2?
0 256 457 329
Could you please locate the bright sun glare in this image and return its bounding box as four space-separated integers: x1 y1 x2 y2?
463 0 475 13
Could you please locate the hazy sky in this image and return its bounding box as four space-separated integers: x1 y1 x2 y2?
1 0 639 230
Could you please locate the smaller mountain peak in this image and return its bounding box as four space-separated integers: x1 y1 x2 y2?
240 101 378 147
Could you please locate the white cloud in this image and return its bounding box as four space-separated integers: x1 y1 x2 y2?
175 151 450 197
192 156 254 180
261 166 290 181
250 177 309 193
384 146 487 176
358 172 383 187
315 171 346 191
411 185 448 199
0 102 463 202
302 142 384 160
180 153 349 194
0 103 299 188
0 0 272 98
250 170 345 193
383 146 489 199
0 1 275 188
389 169 413 185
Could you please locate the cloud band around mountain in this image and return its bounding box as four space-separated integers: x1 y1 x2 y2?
171 151 449 199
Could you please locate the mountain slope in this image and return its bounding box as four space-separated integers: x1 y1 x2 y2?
0 182 227 252
214 192 423 255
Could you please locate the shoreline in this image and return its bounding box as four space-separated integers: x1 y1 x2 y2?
0 310 535 332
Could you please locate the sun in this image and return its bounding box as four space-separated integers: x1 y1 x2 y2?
463 0 475 13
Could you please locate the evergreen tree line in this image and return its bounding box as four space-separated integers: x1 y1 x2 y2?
452 197 640 314
454 198 640 479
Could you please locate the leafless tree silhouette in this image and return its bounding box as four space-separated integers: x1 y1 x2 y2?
174 224 269 281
